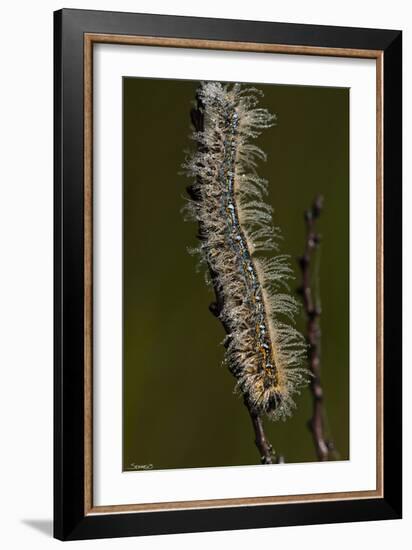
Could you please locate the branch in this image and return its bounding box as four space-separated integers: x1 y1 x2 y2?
188 94 275 465
297 195 335 461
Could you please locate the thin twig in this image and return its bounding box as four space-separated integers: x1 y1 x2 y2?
297 195 335 461
188 93 274 465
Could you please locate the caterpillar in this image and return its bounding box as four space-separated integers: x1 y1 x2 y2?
183 81 308 421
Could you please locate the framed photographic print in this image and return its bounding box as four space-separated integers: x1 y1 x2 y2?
54 8 402 541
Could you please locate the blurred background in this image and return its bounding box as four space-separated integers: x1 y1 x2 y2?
123 77 349 471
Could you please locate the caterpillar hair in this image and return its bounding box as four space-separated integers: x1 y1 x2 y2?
182 81 309 421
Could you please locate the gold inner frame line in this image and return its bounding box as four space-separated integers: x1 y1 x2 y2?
83 33 384 515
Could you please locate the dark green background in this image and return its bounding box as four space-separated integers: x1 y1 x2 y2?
123 78 349 471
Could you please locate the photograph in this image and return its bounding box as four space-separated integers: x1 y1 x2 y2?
52 8 402 540
122 77 350 471
0 0 407 546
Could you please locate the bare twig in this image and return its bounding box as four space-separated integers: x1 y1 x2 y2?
244 399 275 464
297 195 335 461
188 93 275 465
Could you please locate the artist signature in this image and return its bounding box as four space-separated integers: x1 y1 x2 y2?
129 463 154 471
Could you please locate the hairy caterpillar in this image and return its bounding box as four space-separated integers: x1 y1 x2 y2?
183 82 308 421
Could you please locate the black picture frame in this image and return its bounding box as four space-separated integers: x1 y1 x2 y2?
54 8 402 541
